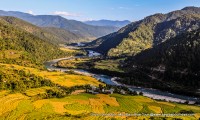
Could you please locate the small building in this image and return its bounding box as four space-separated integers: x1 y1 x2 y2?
91 86 97 90
120 90 126 95
102 88 114 94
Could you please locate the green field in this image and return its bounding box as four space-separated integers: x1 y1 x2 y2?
0 91 199 120
93 59 125 73
0 61 200 120
57 58 125 73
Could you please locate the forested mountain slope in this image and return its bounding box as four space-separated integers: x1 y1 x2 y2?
123 29 200 97
0 16 86 44
87 7 200 57
0 17 65 68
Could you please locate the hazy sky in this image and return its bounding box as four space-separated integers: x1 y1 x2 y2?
0 0 200 21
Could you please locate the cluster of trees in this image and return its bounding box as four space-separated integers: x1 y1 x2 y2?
0 66 55 92
36 85 92 99
0 65 95 99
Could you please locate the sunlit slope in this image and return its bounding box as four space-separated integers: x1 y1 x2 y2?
0 17 65 67
0 63 101 87
0 93 199 120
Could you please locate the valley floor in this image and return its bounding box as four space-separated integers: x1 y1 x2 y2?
0 47 200 119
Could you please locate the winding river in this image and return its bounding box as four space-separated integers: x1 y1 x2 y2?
45 51 200 104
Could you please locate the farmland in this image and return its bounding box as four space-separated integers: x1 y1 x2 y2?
0 63 102 87
56 57 125 73
0 59 200 119
0 91 199 120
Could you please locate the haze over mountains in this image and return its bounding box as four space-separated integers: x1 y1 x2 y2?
84 20 131 28
0 10 118 41
87 7 200 56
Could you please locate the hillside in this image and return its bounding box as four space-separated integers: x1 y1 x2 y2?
0 10 118 39
0 16 87 44
84 20 131 27
42 27 88 44
0 92 199 119
87 7 200 56
0 16 66 67
122 29 200 97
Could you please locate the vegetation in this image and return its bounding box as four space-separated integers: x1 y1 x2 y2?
93 59 124 73
121 29 200 97
0 93 199 119
87 7 200 57
56 57 125 75
0 17 66 68
59 47 87 56
56 58 91 69
0 10 118 39
1 7 200 120
0 63 102 88
0 16 86 44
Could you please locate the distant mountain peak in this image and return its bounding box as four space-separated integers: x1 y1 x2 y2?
181 6 200 11
84 20 131 28
0 10 118 38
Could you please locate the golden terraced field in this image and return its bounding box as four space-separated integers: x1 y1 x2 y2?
0 63 102 87
0 91 199 120
0 63 200 119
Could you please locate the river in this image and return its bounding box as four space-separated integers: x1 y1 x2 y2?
45 51 200 104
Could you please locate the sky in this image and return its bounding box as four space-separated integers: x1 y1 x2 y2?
0 0 200 21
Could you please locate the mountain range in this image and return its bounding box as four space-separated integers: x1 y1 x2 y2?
0 10 118 41
0 16 87 44
87 7 200 57
84 20 131 28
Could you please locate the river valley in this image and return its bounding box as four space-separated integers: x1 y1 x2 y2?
45 50 200 105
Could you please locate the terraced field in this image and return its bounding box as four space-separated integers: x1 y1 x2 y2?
0 92 199 120
24 87 51 97
60 47 86 56
56 58 91 69
0 64 199 119
0 63 102 87
0 93 29 116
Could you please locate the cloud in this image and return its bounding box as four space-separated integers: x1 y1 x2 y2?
27 10 34 15
52 11 80 17
119 7 132 10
